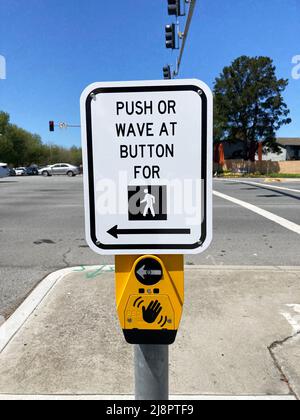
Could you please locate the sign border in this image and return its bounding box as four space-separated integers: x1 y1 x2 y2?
82 81 212 254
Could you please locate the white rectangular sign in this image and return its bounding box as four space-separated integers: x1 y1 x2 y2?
80 79 213 255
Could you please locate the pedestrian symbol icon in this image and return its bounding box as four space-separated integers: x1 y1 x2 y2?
128 185 167 221
141 189 156 218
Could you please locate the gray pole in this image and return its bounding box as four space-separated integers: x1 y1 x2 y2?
174 0 197 77
135 345 169 400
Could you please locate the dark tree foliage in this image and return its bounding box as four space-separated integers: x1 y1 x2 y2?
214 56 291 161
0 111 82 167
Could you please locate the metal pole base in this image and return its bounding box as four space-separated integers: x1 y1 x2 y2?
135 345 169 401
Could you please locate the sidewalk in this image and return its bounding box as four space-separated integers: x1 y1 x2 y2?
0 265 299 400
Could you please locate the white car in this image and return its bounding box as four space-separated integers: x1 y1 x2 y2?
14 167 26 176
39 163 80 177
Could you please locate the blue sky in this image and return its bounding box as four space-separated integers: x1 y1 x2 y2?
0 0 299 148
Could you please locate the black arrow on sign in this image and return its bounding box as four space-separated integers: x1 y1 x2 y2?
107 225 191 239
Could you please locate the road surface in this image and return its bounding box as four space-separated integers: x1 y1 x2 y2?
0 176 299 318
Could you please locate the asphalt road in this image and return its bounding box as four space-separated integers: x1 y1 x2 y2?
0 175 299 319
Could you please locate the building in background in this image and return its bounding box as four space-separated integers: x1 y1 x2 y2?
213 138 300 175
217 138 300 162
276 138 300 161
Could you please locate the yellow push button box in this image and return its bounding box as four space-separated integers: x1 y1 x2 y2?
115 255 184 345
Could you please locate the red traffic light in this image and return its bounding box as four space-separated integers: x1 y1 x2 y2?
49 121 55 132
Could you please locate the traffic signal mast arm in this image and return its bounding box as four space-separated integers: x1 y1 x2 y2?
174 0 197 76
48 121 81 132
163 0 197 79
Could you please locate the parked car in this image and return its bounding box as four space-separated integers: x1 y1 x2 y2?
38 163 80 177
25 166 39 176
8 168 16 176
14 167 26 176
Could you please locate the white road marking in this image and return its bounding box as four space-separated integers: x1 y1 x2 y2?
213 190 300 235
219 179 300 194
281 304 300 335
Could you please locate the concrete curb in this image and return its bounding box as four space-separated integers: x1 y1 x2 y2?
0 265 113 353
0 267 71 353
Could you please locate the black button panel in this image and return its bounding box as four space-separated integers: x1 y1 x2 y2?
135 258 163 286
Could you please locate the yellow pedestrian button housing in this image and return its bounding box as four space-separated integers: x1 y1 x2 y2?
115 255 184 345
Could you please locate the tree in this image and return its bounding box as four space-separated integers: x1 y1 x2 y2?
0 111 10 135
0 110 82 167
214 56 291 161
0 112 13 163
69 146 82 166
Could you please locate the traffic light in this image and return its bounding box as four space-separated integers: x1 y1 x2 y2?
168 0 181 17
163 65 172 80
49 121 55 132
165 24 176 49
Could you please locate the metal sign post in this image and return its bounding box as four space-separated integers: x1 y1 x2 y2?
135 344 169 400
115 254 183 400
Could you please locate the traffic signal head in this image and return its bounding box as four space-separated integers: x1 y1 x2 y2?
165 24 176 49
49 121 55 132
168 0 181 17
163 65 172 80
